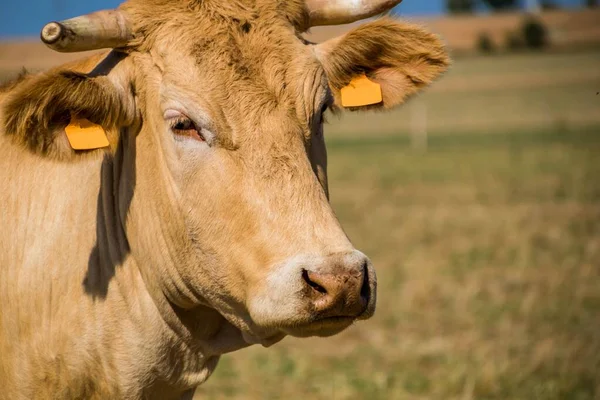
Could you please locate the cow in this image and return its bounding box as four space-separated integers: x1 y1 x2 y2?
0 0 449 398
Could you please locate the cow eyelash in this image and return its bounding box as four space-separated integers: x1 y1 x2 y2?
169 116 205 142
171 117 194 131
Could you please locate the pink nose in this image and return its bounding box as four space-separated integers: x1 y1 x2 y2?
301 252 372 319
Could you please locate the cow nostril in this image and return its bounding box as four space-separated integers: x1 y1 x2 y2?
359 261 370 303
302 269 327 294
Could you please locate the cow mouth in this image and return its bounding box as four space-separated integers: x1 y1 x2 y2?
281 315 357 338
237 311 363 345
248 295 376 341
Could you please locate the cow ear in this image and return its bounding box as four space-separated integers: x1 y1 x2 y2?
316 18 450 111
2 54 135 160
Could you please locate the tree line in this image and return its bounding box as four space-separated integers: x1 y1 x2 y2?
448 0 517 14
448 0 597 13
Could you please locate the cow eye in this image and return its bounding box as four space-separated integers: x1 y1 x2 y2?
170 116 204 142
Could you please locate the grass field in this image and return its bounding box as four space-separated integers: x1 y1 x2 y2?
195 128 600 400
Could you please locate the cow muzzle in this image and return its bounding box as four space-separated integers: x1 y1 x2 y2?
301 254 372 319
248 250 377 338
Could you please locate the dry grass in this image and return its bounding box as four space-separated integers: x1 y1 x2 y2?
195 130 600 400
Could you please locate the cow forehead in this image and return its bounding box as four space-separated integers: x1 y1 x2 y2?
126 0 318 96
190 27 319 103
154 21 323 132
191 26 303 76
124 0 309 51
129 1 324 140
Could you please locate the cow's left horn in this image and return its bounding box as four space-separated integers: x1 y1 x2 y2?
41 10 133 53
306 0 403 26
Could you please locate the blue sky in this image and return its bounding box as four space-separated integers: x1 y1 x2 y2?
0 0 588 38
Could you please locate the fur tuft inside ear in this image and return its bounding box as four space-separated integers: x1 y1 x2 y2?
317 18 450 110
2 69 129 158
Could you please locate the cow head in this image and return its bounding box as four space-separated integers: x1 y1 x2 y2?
3 0 449 348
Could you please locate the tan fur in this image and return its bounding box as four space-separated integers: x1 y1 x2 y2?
0 1 449 398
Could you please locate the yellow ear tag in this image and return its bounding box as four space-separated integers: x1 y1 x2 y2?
65 115 109 151
340 74 383 108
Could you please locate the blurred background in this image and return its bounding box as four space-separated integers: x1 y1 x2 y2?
1 1 599 399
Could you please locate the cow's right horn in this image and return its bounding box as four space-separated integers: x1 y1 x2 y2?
306 0 403 26
41 10 133 53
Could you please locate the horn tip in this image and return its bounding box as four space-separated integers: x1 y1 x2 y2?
41 22 63 44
